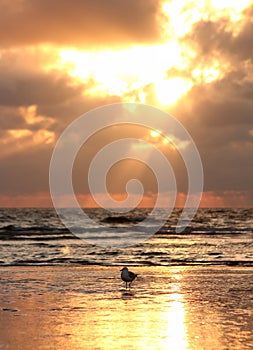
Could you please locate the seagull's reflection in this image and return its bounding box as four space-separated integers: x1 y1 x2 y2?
121 290 136 300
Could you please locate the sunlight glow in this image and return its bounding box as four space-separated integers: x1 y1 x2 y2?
161 1 206 37
145 130 190 151
210 0 252 21
192 66 221 83
161 293 188 350
19 105 54 127
161 0 251 38
8 129 32 139
155 77 193 105
58 43 187 105
150 130 161 138
33 130 55 144
8 129 54 145
40 0 251 107
1 127 54 159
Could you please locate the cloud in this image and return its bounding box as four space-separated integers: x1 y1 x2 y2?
168 9 253 200
186 12 253 62
0 50 84 107
0 105 55 160
0 106 25 130
200 190 253 208
0 145 52 195
173 78 253 194
0 0 162 48
0 190 251 208
0 47 124 198
0 193 52 207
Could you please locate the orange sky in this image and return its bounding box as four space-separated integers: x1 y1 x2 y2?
0 0 253 207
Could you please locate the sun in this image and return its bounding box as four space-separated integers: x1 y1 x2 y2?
150 130 161 138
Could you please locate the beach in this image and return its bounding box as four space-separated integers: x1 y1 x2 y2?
0 265 252 350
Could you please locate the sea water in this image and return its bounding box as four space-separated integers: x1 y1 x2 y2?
0 208 252 266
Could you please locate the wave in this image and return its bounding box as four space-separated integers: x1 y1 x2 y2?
0 224 67 232
0 223 252 242
2 258 252 267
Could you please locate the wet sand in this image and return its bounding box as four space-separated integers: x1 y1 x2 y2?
0 266 252 349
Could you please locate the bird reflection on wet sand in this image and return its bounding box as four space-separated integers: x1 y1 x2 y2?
121 290 136 299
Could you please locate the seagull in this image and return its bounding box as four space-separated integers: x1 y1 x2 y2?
120 267 137 289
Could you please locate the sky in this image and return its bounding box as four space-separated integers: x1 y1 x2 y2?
0 0 253 208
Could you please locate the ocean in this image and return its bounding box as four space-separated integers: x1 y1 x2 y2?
0 208 252 266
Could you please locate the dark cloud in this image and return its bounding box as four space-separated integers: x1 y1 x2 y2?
0 70 84 107
0 51 85 107
0 145 52 195
0 106 24 130
186 13 253 62
38 94 122 136
186 20 231 56
174 76 253 193
0 0 162 48
186 83 253 130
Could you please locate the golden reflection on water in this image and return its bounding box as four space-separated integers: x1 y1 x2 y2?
163 293 188 350
72 293 189 350
64 271 190 350
158 267 188 349
0 266 252 350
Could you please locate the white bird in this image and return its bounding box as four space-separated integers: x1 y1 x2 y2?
120 267 137 289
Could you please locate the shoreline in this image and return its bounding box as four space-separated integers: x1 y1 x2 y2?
1 265 252 349
1 260 253 267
